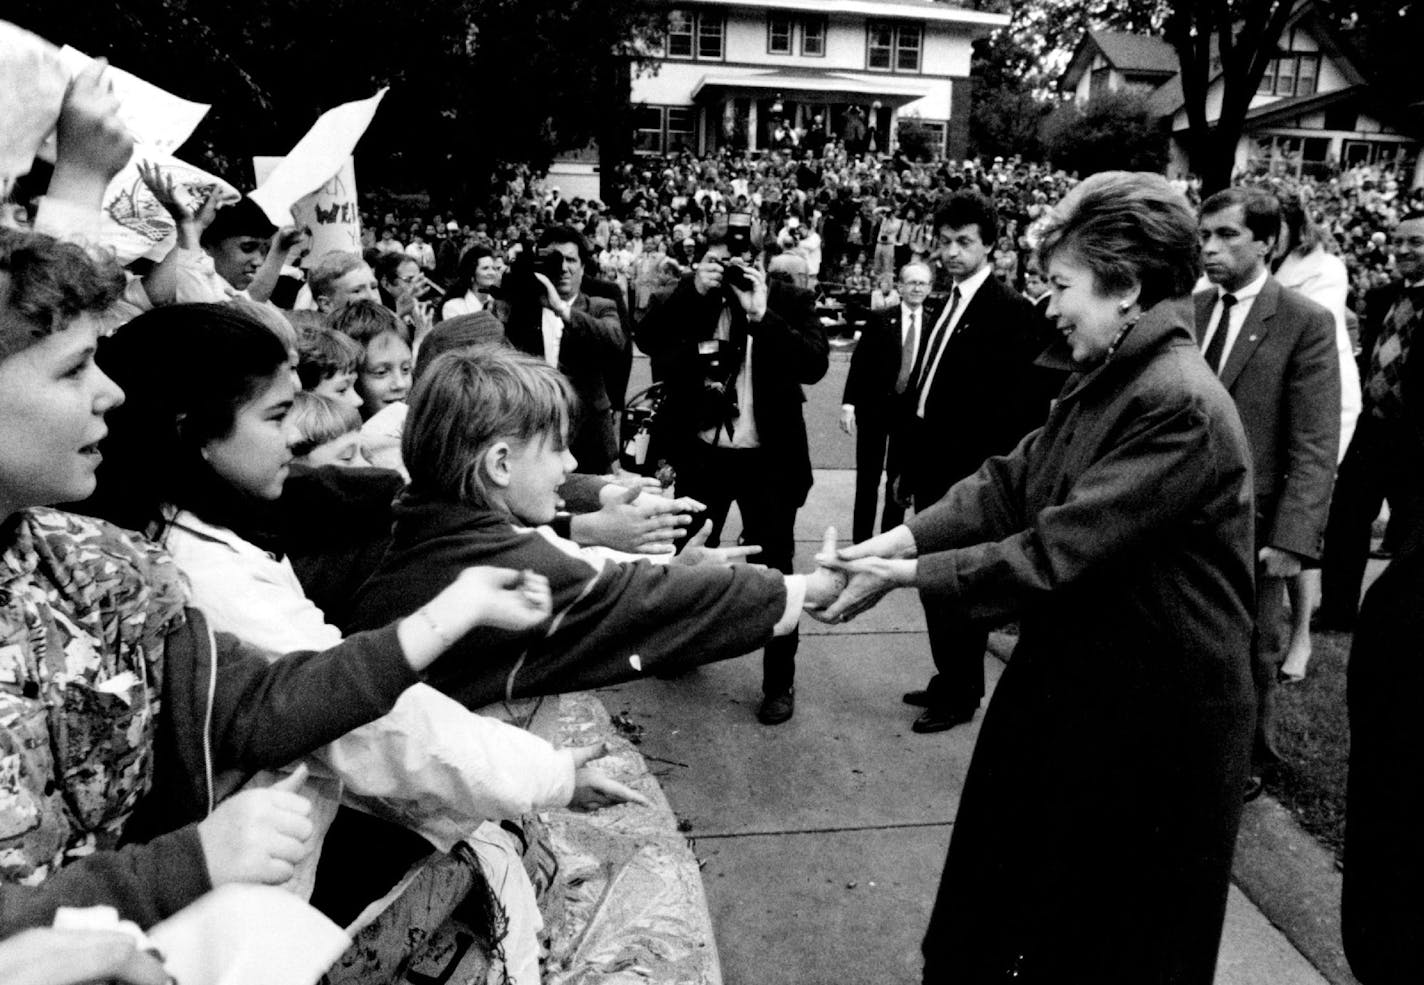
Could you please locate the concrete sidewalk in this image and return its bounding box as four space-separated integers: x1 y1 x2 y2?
601 466 1332 985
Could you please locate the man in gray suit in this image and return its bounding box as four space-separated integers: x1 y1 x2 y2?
1195 187 1340 799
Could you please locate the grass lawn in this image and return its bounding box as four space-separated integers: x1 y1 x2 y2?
1268 628 1353 860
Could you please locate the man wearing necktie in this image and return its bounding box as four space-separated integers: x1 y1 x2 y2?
1320 213 1424 628
841 262 940 543
1194 188 1340 800
895 191 1063 733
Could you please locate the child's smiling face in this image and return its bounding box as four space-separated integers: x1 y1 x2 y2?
502 430 576 525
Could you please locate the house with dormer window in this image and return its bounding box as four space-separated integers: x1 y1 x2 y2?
628 0 1007 158
1059 1 1422 186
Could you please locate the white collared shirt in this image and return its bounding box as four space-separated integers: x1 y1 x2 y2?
541 307 564 369
917 263 993 418
1200 268 1269 372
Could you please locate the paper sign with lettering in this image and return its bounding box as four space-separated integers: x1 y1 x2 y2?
250 89 387 227
253 156 361 267
101 152 240 264
56 46 210 156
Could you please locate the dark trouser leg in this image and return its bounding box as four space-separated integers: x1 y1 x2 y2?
735 458 801 696
311 806 433 926
671 443 734 549
1343 553 1424 984
1251 570 1289 770
853 414 889 544
921 593 988 714
913 490 986 713
1321 423 1389 623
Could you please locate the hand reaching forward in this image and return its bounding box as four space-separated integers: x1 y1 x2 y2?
197 764 314 887
574 484 704 554
810 524 919 623
565 743 652 810
673 523 760 567
801 526 849 614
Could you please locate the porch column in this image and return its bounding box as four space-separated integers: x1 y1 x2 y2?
748 98 759 151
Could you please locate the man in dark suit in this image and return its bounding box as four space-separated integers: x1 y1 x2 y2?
635 219 828 725
897 191 1062 733
841 262 939 543
1195 188 1340 796
1320 213 1424 628
498 226 625 473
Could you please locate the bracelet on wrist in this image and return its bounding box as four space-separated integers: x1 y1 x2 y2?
416 606 457 650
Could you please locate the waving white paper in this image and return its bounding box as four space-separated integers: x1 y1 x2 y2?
253 156 362 267
0 22 68 198
55 44 210 157
250 89 387 227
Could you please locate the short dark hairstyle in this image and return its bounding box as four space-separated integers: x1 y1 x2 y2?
933 190 999 245
0 229 125 360
537 225 591 263
200 197 275 247
373 249 418 285
1035 171 1200 311
1200 187 1282 247
296 325 365 389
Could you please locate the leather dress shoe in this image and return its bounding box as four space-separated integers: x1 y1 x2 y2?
911 706 975 734
757 689 795 725
902 689 932 707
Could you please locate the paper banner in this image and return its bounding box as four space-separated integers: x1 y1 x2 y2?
254 156 361 268
250 89 387 227
0 22 68 198
100 150 241 264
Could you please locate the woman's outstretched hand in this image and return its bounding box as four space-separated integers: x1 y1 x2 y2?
809 525 919 623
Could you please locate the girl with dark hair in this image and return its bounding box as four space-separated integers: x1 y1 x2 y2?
81 302 640 980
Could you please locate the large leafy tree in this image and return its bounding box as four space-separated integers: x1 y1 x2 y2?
5 0 664 209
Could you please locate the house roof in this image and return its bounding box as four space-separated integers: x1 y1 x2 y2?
1060 29 1177 92
682 0 1008 29
1090 31 1178 75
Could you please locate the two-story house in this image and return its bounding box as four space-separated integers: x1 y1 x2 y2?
628 0 1006 158
1059 1 1422 186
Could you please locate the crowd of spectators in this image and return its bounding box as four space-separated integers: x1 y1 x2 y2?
359 149 1423 336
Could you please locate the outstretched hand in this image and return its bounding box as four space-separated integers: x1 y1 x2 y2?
565 742 652 810
136 159 193 223
575 484 704 554
809 525 919 624
673 523 760 567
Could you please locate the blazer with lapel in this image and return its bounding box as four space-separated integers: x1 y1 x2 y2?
843 298 944 418
1193 277 1340 559
901 273 1062 501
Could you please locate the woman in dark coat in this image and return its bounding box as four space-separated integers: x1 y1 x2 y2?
819 171 1258 984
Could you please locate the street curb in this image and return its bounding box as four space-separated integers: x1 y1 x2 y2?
1231 797 1359 985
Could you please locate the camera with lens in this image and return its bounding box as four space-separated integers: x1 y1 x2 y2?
713 257 753 292
508 244 565 293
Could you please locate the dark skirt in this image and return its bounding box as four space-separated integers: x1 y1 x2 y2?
921 624 1253 985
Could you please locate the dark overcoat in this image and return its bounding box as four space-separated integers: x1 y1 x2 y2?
908 300 1257 984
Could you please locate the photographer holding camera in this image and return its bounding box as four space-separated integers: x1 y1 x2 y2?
498 226 626 473
635 216 829 725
